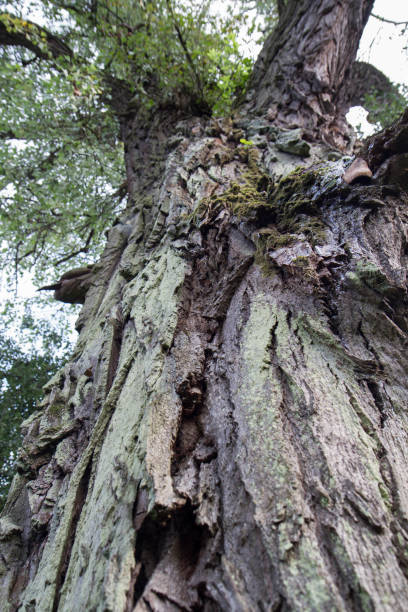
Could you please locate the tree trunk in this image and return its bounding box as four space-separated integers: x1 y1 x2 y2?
3 1 408 610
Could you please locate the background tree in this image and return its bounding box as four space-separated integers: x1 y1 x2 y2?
1 1 408 610
0 300 72 509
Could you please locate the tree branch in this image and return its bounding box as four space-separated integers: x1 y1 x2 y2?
165 0 203 97
0 13 72 60
53 229 94 266
0 129 18 139
345 61 399 109
371 13 408 26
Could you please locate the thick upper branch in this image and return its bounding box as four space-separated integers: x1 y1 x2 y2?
345 61 399 109
0 13 72 59
247 0 375 149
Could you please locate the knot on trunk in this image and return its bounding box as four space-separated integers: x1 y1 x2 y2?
177 375 205 416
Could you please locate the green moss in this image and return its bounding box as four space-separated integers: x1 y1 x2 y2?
135 194 154 211
253 227 297 274
253 249 275 276
197 161 329 275
378 482 391 507
213 157 273 218
356 259 391 291
258 227 296 248
48 402 65 417
320 495 330 508
270 168 327 245
346 258 392 293
291 256 319 283
292 255 309 265
193 147 272 221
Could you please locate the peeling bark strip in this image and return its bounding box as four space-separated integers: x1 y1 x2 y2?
3 1 408 610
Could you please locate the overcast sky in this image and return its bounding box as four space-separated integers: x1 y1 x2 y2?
346 0 408 133
359 0 408 85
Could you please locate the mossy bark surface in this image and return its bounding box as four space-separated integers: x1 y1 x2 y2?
2 110 408 610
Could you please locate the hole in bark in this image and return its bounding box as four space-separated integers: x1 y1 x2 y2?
204 347 214 359
132 503 209 608
320 295 340 337
253 205 277 227
256 175 270 193
366 380 387 426
132 563 149 605
132 512 170 604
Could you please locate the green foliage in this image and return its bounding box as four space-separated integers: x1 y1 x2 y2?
239 137 254 146
364 82 408 130
0 0 272 280
0 297 73 510
42 0 257 114
0 44 124 281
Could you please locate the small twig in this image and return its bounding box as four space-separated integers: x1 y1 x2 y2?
19 248 36 261
53 229 94 266
21 55 38 67
371 13 408 26
14 242 21 295
165 0 203 97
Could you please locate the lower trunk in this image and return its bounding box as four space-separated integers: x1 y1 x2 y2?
2 106 408 610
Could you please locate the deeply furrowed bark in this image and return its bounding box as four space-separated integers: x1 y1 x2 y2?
248 0 374 149
2 1 408 610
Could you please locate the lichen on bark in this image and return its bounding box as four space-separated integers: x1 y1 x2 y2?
3 0 408 609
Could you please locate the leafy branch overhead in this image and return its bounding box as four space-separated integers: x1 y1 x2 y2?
0 12 72 60
0 0 260 281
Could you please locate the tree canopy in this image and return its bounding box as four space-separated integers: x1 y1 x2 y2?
0 0 276 282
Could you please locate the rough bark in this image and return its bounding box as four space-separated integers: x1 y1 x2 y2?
2 2 408 611
248 0 374 149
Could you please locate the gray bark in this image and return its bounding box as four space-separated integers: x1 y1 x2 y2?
248 0 374 149
2 1 408 610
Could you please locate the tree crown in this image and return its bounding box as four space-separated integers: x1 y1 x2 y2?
0 0 275 280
